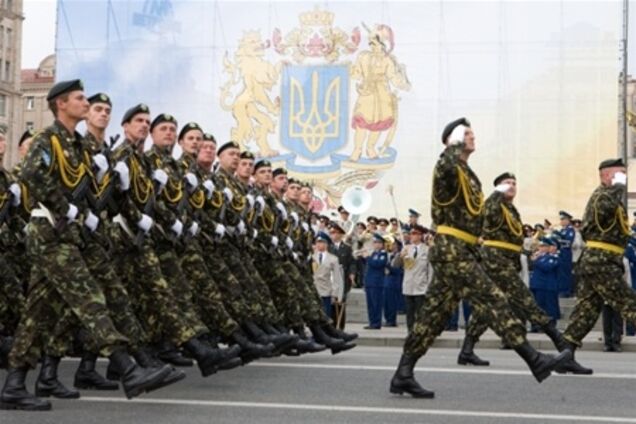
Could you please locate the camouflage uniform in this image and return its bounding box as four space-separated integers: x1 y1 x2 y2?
465 191 551 339
108 140 198 347
9 121 128 369
563 182 636 346
403 143 527 358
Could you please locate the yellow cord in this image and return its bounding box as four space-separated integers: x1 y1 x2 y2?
501 205 523 237
130 156 152 204
210 191 223 209
189 190 205 209
432 165 483 216
48 135 88 189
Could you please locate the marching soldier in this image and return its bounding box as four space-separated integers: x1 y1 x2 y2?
559 158 636 372
1 81 175 411
389 117 571 399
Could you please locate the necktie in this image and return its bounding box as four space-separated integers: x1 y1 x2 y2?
319 253 323 264
413 246 418 258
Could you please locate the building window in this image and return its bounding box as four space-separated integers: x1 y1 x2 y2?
0 95 6 117
4 61 9 81
0 26 3 48
6 28 11 47
26 121 34 130
26 96 35 110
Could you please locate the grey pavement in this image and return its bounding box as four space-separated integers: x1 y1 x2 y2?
1 346 635 424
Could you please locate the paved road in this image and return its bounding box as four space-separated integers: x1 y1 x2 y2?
1 346 635 424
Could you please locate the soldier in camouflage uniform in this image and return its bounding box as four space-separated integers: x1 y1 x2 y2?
457 172 580 371
559 158 636 373
389 117 571 399
0 81 175 411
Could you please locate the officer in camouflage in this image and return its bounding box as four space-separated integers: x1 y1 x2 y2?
389 117 572 399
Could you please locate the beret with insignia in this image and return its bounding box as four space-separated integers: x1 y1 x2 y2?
441 117 470 144
493 172 516 187
202 132 216 143
87 92 112 107
150 113 177 132
254 159 272 172
598 158 625 170
240 151 255 160
217 141 240 156
47 79 84 101
18 129 36 147
272 168 288 178
178 122 202 140
121 103 150 125
288 177 301 186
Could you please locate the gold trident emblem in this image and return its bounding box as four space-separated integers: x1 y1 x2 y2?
289 70 340 154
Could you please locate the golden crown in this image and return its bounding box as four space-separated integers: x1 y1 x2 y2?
299 8 334 27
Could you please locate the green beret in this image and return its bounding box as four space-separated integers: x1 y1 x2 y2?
150 113 177 132
441 117 470 144
493 172 516 187
254 159 272 172
178 122 202 140
47 79 84 101
240 151 255 160
87 92 112 107
598 158 625 170
272 168 288 178
18 129 35 147
217 141 240 156
121 103 150 125
202 133 216 143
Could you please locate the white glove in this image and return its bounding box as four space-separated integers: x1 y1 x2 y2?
223 187 234 202
93 154 109 183
271 236 279 247
202 180 215 199
495 183 512 193
66 203 79 221
137 214 153 233
184 172 198 191
290 211 299 226
301 222 309 232
612 172 627 186
237 220 246 235
188 221 199 236
276 202 288 220
84 210 99 232
170 219 183 237
447 124 466 146
252 228 258 239
285 236 293 250
113 161 130 191
255 195 265 212
215 223 226 237
152 169 168 187
246 194 255 208
292 252 299 261
8 183 21 206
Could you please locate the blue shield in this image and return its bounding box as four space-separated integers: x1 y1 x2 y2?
280 65 349 161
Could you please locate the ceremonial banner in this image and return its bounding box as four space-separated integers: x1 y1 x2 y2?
56 0 622 222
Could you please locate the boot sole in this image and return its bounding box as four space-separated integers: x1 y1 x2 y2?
457 359 490 366
389 385 435 399
331 343 356 355
534 350 573 383
73 381 119 391
34 389 80 399
124 367 172 399
0 401 52 411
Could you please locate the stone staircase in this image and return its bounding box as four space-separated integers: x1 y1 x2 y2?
346 289 602 331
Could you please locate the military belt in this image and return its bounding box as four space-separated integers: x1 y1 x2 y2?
585 240 625 255
482 240 522 253
436 225 478 245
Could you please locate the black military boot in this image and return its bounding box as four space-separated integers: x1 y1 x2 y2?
157 340 194 367
35 355 80 399
0 336 13 369
230 330 275 362
0 367 52 411
457 335 490 366
514 342 572 383
293 327 327 354
310 324 356 354
244 321 292 353
262 323 300 354
182 337 241 377
323 323 358 342
202 336 243 371
108 349 172 399
74 352 119 390
389 354 434 398
553 341 594 375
